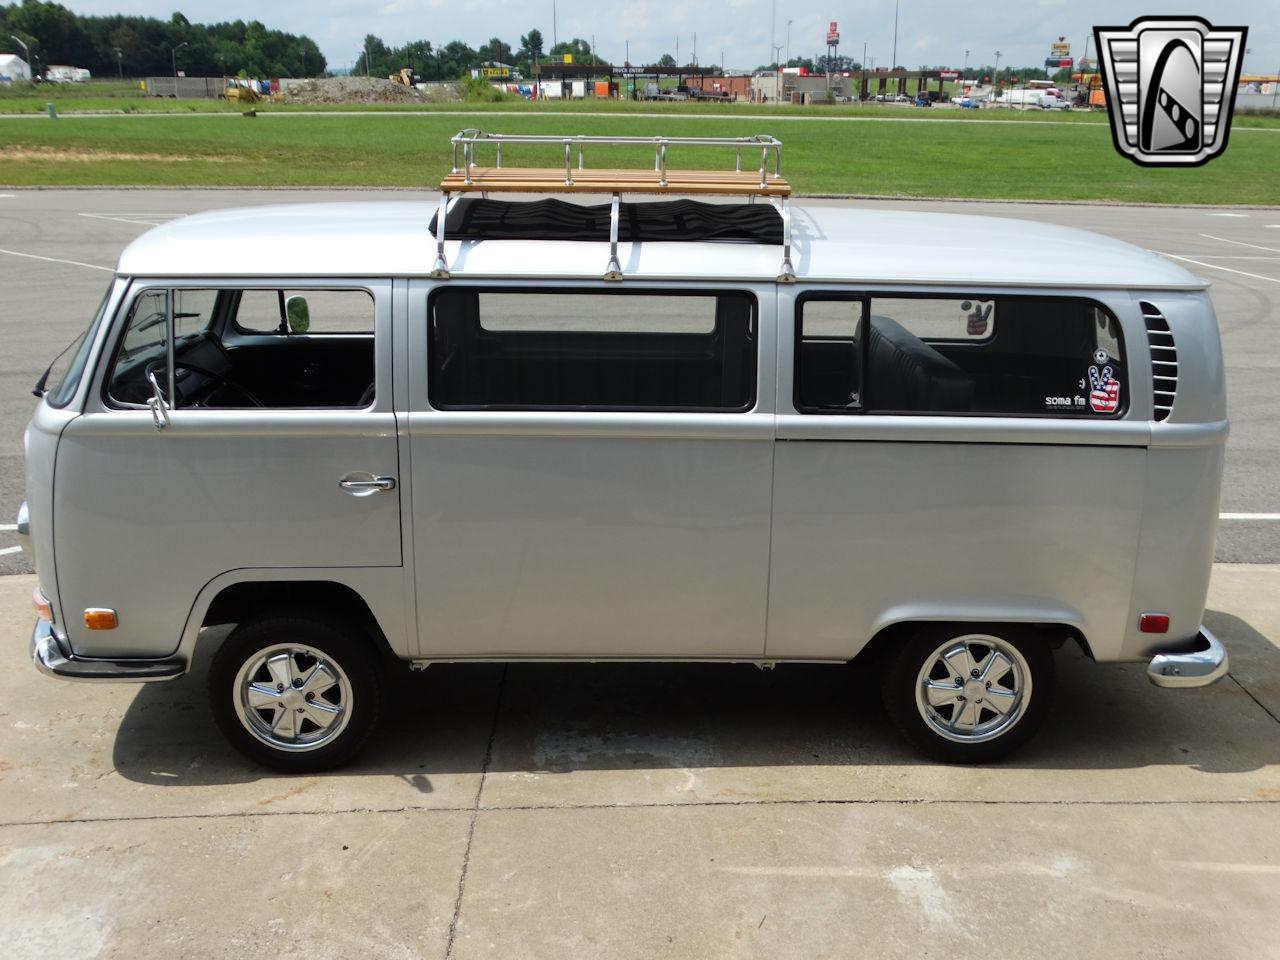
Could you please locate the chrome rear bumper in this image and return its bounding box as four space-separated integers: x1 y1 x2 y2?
1147 626 1229 689
31 618 186 682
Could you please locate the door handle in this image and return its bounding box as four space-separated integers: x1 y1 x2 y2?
339 474 397 495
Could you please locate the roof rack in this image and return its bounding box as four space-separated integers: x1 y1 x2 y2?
432 130 795 283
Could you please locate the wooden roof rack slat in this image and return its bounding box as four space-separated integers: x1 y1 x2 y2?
432 130 794 283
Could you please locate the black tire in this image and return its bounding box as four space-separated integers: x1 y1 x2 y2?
209 615 383 772
880 623 1055 763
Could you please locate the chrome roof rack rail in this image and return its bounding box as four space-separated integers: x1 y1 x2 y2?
433 130 792 281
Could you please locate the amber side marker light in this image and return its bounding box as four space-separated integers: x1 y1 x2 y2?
84 608 118 630
32 587 53 622
1139 613 1171 634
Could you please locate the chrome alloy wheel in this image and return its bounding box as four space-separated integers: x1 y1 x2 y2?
914 634 1032 744
232 644 353 752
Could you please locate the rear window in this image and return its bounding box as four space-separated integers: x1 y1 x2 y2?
794 294 1126 417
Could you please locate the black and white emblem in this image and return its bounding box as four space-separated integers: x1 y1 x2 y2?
1094 17 1247 167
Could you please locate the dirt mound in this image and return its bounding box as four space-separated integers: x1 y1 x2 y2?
285 76 427 105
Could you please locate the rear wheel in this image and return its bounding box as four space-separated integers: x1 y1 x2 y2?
209 615 382 772
880 625 1055 763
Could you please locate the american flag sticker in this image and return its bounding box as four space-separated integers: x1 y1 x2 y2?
1087 363 1122 413
1090 378 1121 413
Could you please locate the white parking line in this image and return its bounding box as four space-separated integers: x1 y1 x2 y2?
1220 513 1280 520
1200 234 1280 254
0 546 22 557
1206 212 1249 217
1160 253 1280 284
0 248 113 272
78 213 166 227
0 194 14 199
0 524 16 531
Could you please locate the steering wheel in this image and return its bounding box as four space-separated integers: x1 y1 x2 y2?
147 359 265 408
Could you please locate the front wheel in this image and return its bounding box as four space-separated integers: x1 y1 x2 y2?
880 625 1055 763
209 616 383 772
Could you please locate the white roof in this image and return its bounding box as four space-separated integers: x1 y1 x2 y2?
117 200 1206 291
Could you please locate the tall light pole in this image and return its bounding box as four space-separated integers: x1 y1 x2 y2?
364 36 371 77
770 0 776 70
891 0 899 70
862 40 867 70
552 0 558 51
994 49 1002 84
964 49 969 74
786 20 793 66
115 46 123 79
171 41 188 79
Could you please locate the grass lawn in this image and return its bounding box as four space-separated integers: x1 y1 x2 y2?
0 109 1276 204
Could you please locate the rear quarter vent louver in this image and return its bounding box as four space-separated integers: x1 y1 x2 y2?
1141 302 1177 422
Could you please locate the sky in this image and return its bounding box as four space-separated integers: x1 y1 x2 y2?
58 0 1280 75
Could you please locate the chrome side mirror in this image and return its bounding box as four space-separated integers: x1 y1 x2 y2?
146 369 171 431
285 295 310 333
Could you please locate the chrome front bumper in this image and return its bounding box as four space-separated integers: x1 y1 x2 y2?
31 618 186 682
1147 626 1229 689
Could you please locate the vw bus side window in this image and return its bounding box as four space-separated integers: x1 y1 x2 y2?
795 296 864 413
234 289 374 335
863 296 1125 417
428 288 757 411
106 287 376 409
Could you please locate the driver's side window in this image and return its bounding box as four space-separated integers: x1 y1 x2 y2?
106 288 218 407
105 285 377 410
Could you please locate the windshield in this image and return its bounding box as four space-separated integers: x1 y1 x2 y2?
45 283 115 409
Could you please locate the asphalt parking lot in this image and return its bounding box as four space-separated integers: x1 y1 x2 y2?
2 566 1278 958
2 190 1279 957
1 190 1277 570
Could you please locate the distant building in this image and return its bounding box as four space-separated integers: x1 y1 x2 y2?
0 53 32 82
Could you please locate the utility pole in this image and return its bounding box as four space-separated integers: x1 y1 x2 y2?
171 41 187 78
770 0 776 70
964 49 969 74
365 37 371 77
994 49 1002 90
552 0 558 51
693 32 697 67
891 0 899 69
115 47 123 79
786 20 793 66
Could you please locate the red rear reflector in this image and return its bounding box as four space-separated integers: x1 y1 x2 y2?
1140 614 1170 634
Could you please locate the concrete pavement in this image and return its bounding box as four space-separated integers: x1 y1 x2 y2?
2 565 1278 959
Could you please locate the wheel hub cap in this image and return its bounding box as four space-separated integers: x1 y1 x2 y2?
914 633 1033 745
232 644 354 753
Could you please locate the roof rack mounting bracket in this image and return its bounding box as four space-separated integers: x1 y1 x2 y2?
431 192 451 279
604 193 623 281
776 197 795 283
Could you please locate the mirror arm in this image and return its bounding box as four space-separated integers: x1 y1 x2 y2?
146 369 171 431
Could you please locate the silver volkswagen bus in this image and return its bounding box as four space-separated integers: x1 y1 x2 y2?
20 133 1228 770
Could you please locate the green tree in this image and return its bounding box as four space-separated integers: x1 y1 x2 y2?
549 37 602 65
517 28 543 70
476 36 512 65
657 53 675 67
